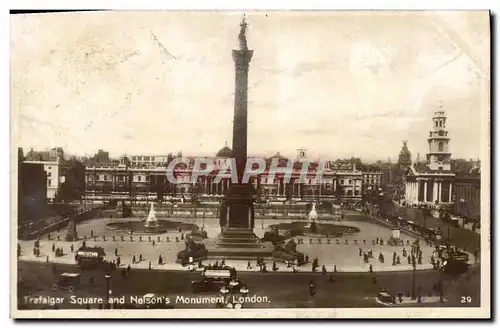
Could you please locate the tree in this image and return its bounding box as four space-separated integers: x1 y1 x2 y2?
55 159 85 203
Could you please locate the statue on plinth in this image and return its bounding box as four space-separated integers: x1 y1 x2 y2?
65 218 78 241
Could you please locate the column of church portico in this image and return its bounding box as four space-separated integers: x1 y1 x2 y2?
448 183 452 203
437 181 442 203
432 181 438 202
423 180 428 202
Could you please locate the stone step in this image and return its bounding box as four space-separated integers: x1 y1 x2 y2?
208 249 274 258
215 241 265 248
217 237 263 244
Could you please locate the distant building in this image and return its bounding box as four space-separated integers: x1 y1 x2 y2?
362 171 382 191
330 163 363 202
398 141 412 171
84 146 362 202
22 160 62 200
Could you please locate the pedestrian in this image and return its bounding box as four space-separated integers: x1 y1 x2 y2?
57 235 60 241
127 264 131 273
132 255 136 264
396 255 401 265
91 229 94 237
247 261 252 269
139 254 143 262
322 265 327 275
305 255 309 263
272 261 278 272
359 248 362 256
149 261 152 270
363 240 366 245
115 248 118 257
52 243 56 252
152 240 155 246
376 237 379 244
334 265 337 273
369 264 373 273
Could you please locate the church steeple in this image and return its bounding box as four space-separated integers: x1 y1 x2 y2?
426 107 451 171
398 140 412 170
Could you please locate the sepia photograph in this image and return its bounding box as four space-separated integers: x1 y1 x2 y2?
10 10 490 319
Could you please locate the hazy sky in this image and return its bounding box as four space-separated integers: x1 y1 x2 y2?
11 11 489 161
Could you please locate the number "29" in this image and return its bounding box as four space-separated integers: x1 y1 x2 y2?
461 296 472 303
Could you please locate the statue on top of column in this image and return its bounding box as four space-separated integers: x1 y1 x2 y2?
238 16 248 50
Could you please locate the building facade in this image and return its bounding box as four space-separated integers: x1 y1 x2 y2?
362 171 382 191
84 147 365 203
452 169 481 219
22 160 62 200
404 111 455 206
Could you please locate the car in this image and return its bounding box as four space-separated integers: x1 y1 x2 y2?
52 273 81 293
191 269 233 293
376 290 396 306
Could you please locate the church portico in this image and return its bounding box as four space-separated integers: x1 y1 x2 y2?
403 110 455 206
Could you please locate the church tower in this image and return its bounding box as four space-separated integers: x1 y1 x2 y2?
427 110 451 171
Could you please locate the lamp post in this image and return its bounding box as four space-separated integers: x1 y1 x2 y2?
104 273 111 309
438 260 446 303
411 256 417 300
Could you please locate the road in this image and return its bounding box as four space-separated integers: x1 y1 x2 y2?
17 260 480 310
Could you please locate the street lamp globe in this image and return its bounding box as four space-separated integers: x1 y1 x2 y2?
220 286 229 295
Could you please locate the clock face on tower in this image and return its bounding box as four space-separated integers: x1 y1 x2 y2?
437 155 445 162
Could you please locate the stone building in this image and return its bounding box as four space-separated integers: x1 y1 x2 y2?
404 110 455 205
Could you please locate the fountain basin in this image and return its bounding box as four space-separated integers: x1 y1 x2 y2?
106 220 198 235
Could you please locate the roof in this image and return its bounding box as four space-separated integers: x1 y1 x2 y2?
408 163 454 175
216 145 233 158
268 152 288 160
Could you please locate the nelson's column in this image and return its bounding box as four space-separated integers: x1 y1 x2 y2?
208 18 273 258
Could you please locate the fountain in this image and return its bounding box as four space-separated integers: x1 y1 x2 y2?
107 202 199 234
305 203 318 229
144 203 159 228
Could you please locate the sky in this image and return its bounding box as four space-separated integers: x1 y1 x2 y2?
11 11 490 162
